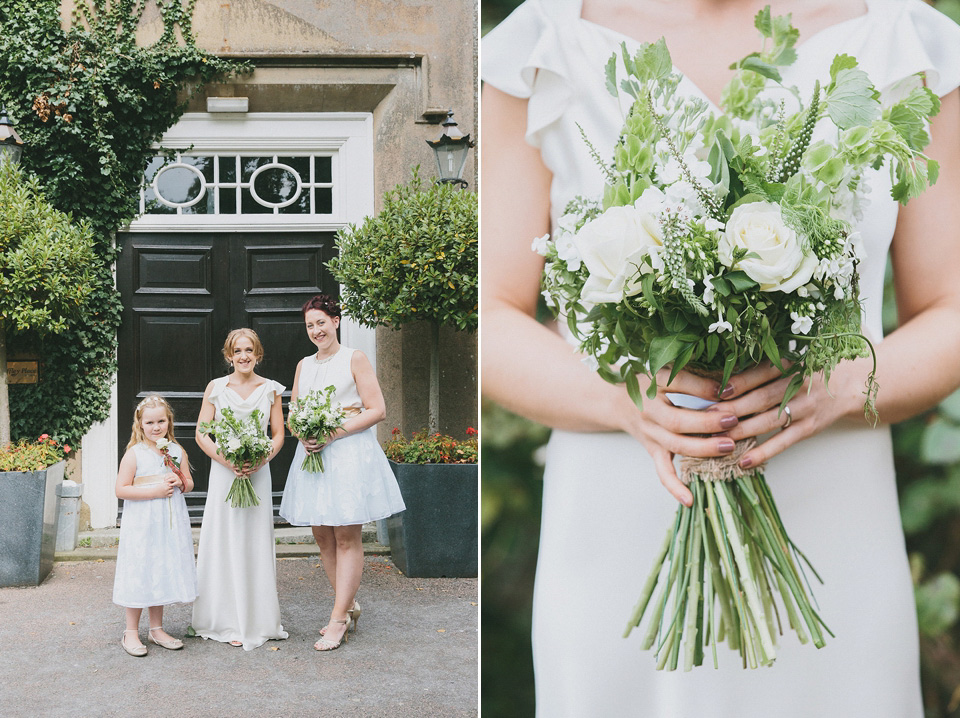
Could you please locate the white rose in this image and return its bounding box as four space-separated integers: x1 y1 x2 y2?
573 205 663 304
155 438 170 451
226 437 242 453
718 201 818 293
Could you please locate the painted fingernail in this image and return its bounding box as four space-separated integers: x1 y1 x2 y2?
720 415 739 429
719 384 736 399
718 438 735 453
740 456 754 469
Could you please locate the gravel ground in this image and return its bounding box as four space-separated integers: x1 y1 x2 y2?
0 556 478 717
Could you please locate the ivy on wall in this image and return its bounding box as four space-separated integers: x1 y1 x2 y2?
0 0 248 442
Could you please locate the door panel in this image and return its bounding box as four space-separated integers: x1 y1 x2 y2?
118 231 339 524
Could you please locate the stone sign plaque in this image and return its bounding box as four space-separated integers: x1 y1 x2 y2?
8 361 39 384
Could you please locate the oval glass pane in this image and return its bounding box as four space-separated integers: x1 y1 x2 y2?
154 164 205 207
250 164 302 208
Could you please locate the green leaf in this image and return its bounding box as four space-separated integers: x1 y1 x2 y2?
738 56 782 83
724 270 760 293
938 389 960 422
605 53 619 97
625 369 644 409
916 573 960 637
825 67 880 129
648 334 696 375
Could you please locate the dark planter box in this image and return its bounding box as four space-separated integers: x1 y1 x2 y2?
0 461 64 587
386 460 478 578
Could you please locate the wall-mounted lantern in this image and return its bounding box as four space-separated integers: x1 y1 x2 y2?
426 110 474 189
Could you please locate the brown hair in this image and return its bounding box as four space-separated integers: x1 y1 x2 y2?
126 395 177 451
301 294 341 319
222 327 264 366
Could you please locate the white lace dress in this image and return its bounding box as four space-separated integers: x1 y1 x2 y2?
483 1 960 715
191 377 289 650
280 347 406 526
113 442 197 608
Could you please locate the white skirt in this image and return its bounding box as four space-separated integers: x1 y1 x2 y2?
279 427 406 526
113 489 197 608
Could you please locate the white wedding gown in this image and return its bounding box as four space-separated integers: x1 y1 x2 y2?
483 1 960 715
191 377 289 650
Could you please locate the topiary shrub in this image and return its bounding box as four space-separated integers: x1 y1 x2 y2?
329 167 477 433
0 162 97 444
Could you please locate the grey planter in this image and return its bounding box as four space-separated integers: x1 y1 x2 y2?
0 461 64 587
386 460 478 578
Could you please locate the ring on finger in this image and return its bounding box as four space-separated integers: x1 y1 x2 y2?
781 405 793 430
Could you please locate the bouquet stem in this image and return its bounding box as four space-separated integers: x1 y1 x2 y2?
301 448 325 474
225 476 260 509
624 441 830 670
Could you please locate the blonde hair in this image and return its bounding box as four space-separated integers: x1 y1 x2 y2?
126 394 178 451
222 328 264 366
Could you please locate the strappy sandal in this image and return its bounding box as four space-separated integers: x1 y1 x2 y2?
320 600 360 635
122 629 147 657
314 618 349 651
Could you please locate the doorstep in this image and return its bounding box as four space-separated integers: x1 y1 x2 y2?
55 523 387 562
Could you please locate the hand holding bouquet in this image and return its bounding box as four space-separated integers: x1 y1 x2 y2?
287 386 346 473
197 407 273 508
535 7 940 670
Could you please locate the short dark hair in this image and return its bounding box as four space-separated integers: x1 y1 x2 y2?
301 293 341 319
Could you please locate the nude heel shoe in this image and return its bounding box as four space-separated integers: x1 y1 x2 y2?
122 629 147 657
148 627 184 650
314 618 349 651
320 600 361 635
348 600 361 632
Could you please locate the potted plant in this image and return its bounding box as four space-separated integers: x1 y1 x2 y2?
384 428 478 577
329 167 477 577
0 435 71 586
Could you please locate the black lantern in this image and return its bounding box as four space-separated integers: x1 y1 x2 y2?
0 108 24 166
426 110 474 188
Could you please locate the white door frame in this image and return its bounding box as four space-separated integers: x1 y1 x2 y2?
83 112 375 528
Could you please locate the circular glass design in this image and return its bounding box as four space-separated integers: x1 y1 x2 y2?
153 164 206 208
249 163 303 208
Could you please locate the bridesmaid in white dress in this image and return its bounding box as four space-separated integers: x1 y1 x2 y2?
192 328 288 650
280 294 405 651
482 0 960 715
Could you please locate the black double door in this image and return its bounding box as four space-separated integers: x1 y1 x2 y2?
117 231 339 523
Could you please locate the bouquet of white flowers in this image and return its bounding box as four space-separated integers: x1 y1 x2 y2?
197 407 272 508
535 7 940 670
287 386 347 473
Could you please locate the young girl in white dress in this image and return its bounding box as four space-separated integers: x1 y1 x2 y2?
280 294 405 651
114 395 197 657
192 328 288 650
483 0 960 715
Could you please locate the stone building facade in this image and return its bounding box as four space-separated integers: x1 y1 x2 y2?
68 0 478 528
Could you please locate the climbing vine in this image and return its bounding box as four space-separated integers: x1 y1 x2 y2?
0 0 249 442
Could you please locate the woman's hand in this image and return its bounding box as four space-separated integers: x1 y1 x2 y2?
718 360 871 469
621 367 744 507
301 436 324 454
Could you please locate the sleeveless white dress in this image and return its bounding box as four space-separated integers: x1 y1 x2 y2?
483 1 960 715
113 442 197 608
279 346 406 526
191 377 289 650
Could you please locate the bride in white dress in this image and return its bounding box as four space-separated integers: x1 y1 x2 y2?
482 0 960 715
192 328 288 650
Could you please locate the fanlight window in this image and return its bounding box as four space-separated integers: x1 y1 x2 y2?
141 154 334 216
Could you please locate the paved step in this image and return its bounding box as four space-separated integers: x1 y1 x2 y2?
57 522 389 561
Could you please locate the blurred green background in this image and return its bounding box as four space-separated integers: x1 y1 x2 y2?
480 1 960 716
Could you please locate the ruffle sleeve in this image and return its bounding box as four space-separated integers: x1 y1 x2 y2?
267 380 286 405
863 0 960 97
481 0 580 146
206 376 229 404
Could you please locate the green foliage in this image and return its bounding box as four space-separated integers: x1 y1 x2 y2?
0 163 95 332
383 427 478 464
0 433 72 471
329 168 478 332
0 0 247 443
